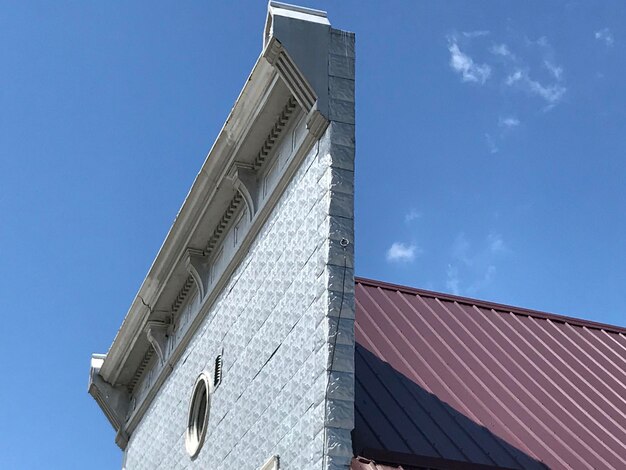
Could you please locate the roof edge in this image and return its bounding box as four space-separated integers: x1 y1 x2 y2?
355 276 626 335
357 448 518 470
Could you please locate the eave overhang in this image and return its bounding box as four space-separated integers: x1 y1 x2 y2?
100 44 277 386
100 36 327 385
89 2 333 445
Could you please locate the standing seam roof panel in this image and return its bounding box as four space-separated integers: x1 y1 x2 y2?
354 277 626 470
464 303 626 459
408 294 595 469
355 285 530 468
441 299 626 467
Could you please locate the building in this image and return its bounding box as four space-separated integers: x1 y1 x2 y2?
352 278 626 469
90 3 356 469
89 3 626 469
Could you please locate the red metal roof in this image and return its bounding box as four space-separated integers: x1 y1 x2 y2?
353 277 626 470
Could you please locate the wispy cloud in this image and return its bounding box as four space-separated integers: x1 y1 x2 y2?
448 31 567 149
404 209 421 224
505 68 566 108
446 265 460 295
386 242 420 263
448 41 491 84
485 133 498 154
444 232 508 295
463 30 490 39
544 60 563 80
467 265 497 295
595 28 614 46
499 116 520 128
527 78 566 107
451 233 472 265
505 69 523 85
488 233 506 253
490 43 514 59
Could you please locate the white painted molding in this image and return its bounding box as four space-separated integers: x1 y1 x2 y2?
227 162 258 220
185 249 210 300
306 106 330 139
184 372 213 459
259 455 280 470
143 321 169 365
263 38 316 112
91 1 335 447
122 100 327 437
87 354 130 448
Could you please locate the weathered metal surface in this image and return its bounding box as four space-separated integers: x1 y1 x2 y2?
354 277 626 470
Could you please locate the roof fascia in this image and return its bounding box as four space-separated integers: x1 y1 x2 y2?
99 35 331 390
99 46 281 384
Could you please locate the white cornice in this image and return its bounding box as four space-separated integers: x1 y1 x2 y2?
92 7 333 445
99 46 280 385
122 104 328 439
99 34 329 388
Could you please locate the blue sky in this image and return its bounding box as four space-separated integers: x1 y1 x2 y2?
1 1 625 468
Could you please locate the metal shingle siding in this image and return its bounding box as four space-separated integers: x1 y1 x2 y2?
352 277 626 470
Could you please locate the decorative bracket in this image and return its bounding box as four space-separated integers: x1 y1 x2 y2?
264 36 282 65
306 105 329 139
227 162 258 221
263 37 317 113
186 248 211 299
88 354 130 449
144 321 170 365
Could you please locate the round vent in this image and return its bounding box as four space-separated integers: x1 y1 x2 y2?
185 373 211 458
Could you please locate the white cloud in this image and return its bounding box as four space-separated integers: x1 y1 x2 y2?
595 28 614 46
386 242 420 263
448 42 491 84
467 265 497 295
446 265 460 295
527 78 566 106
488 233 506 253
485 133 498 154
490 43 514 58
499 116 520 128
526 36 549 48
404 209 421 223
451 233 471 264
505 69 523 85
462 30 490 38
444 233 509 295
544 60 563 80
505 69 566 107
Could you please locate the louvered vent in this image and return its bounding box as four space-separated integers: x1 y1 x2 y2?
214 354 223 388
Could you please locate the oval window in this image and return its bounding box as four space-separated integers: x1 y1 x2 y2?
185 373 211 458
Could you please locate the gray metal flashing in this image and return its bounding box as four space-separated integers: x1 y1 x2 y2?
265 1 330 116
